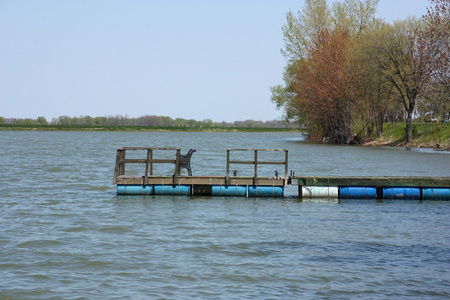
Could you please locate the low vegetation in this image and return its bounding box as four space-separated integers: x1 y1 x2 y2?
365 122 450 150
0 123 300 133
0 115 292 130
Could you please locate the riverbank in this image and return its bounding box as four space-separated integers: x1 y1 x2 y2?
363 122 450 150
0 124 300 133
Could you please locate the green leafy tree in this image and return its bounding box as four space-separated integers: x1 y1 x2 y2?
415 0 450 121
272 0 382 142
36 116 48 125
375 18 430 143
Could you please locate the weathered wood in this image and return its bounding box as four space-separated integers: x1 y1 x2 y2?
227 148 287 152
115 175 287 187
174 149 180 183
118 147 180 151
114 148 448 192
123 159 175 164
255 161 286 165
114 147 181 184
226 148 289 186
113 149 126 184
254 150 258 186
291 176 450 187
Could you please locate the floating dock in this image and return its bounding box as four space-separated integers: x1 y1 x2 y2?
113 147 450 200
291 176 450 200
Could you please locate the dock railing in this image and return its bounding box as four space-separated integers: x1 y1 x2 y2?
226 149 288 185
113 147 181 184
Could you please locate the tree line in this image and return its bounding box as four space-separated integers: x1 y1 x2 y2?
0 115 290 129
271 0 449 144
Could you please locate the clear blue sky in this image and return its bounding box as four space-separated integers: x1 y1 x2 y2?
0 0 431 122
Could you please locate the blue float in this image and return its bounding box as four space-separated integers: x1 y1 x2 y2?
248 186 284 197
422 187 450 200
211 185 247 197
339 186 377 199
117 185 153 195
382 187 420 199
153 185 191 195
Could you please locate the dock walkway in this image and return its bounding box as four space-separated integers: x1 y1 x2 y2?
113 147 450 200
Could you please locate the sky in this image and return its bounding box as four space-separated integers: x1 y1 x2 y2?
0 0 432 122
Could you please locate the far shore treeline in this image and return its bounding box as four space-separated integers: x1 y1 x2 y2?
0 115 294 130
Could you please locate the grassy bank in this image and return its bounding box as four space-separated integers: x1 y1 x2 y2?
365 122 450 150
0 124 300 133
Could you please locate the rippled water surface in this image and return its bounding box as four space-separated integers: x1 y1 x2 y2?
1 131 449 299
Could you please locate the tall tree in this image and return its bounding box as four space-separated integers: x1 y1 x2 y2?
292 29 354 143
375 18 431 143
416 0 450 121
281 0 332 62
273 0 382 142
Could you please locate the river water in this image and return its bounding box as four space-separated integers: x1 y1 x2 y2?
1 131 449 299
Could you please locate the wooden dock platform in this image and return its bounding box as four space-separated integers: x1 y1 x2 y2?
116 175 286 187
113 147 450 199
290 176 450 187
114 147 288 197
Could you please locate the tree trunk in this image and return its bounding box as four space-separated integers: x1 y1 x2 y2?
405 100 416 144
405 114 412 144
367 122 374 138
377 112 384 137
405 92 417 144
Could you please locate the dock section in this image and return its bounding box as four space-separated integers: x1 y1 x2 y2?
290 176 450 200
113 147 288 197
113 147 450 200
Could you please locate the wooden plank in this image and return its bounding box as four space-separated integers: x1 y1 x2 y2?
116 175 287 186
257 161 286 165
228 160 285 165
228 160 255 165
227 148 287 152
123 159 176 164
144 150 150 183
118 147 180 151
284 151 289 185
174 149 180 183
113 149 122 184
228 161 285 165
291 176 450 187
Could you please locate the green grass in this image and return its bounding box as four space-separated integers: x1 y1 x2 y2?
0 124 301 133
372 122 450 149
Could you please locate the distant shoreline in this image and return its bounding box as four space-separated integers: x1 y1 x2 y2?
2 123 447 151
0 124 301 133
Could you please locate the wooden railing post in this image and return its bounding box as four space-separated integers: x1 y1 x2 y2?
226 149 230 185
174 148 180 183
144 149 151 184
254 150 258 186
150 149 153 175
113 149 126 184
285 150 289 185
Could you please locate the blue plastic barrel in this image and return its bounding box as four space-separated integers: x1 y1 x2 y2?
117 185 153 195
153 185 190 195
422 187 450 200
211 185 247 197
339 186 377 199
248 186 284 197
301 186 338 198
382 187 420 199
